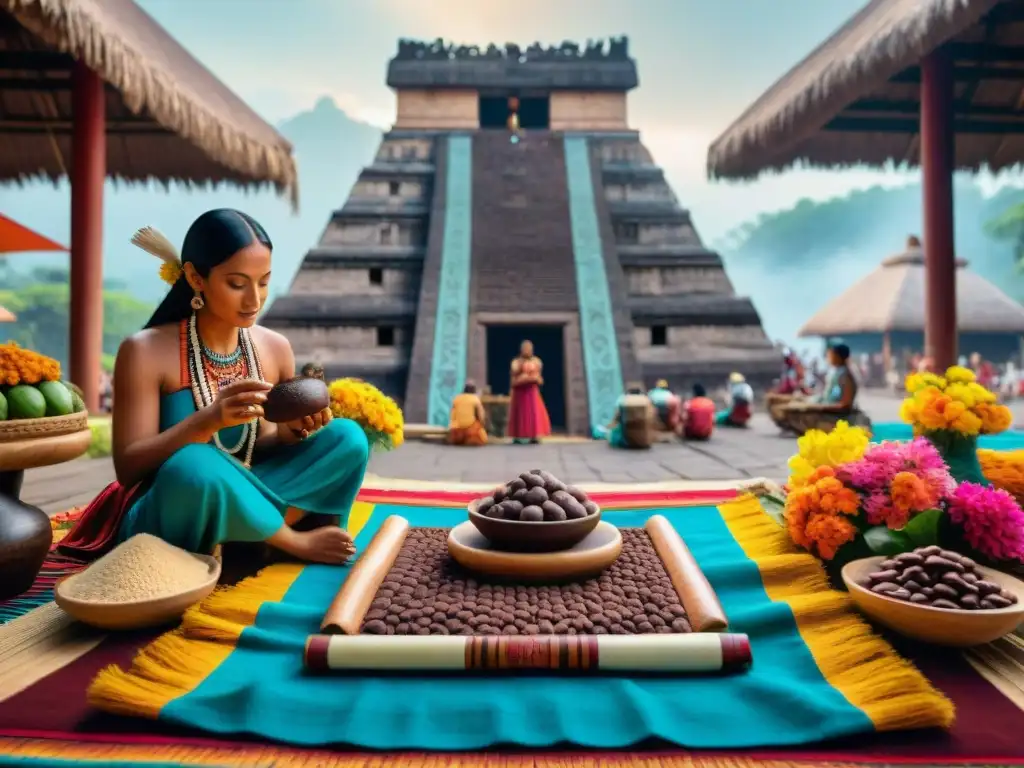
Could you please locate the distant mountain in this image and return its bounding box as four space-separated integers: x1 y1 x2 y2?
0 97 383 303
714 180 1024 350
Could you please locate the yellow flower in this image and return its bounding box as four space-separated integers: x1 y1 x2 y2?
327 377 405 451
158 260 183 285
943 382 975 408
905 372 946 393
786 420 869 488
966 382 997 404
944 365 976 384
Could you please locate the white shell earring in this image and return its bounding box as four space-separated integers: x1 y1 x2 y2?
191 292 205 311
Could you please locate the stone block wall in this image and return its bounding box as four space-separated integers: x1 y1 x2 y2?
395 89 479 129
625 266 734 296
287 266 420 298
549 92 628 131
287 326 413 369
376 138 435 162
319 219 428 247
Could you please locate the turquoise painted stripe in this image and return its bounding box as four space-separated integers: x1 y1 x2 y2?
426 135 473 426
563 136 624 435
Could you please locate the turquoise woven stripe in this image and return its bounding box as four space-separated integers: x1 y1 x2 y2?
426 135 473 426
563 136 623 435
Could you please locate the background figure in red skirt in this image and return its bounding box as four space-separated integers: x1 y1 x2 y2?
507 339 552 444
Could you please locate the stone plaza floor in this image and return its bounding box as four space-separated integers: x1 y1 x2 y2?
24 388 1024 514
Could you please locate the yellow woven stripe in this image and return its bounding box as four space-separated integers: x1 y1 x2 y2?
84 507 379 720
718 494 955 732
0 738 871 767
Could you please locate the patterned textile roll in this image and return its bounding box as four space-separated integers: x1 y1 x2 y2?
304 633 751 674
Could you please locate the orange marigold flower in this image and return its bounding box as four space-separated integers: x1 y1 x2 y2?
804 512 858 561
890 471 930 512
0 342 61 386
976 402 1013 435
980 448 1024 507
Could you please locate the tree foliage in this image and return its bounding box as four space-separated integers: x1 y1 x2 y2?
0 267 152 371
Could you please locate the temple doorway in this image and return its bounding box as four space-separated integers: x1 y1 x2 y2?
486 323 566 431
478 95 551 130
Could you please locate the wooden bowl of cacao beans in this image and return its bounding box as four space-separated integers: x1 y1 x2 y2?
468 470 601 553
842 547 1024 647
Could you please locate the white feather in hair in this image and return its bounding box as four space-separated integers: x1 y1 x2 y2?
131 226 180 265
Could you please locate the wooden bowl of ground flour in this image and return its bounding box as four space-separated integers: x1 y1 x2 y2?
55 533 221 630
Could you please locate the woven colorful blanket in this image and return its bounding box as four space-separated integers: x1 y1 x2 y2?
79 489 951 752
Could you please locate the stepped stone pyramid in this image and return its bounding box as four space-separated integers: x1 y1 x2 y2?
263 37 777 435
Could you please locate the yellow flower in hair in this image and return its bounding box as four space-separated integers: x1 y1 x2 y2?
159 260 183 285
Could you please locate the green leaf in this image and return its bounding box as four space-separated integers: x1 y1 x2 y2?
902 508 943 548
863 526 912 556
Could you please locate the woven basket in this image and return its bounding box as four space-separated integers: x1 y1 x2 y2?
0 411 89 443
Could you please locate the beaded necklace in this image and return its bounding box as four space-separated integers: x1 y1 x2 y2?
185 313 263 467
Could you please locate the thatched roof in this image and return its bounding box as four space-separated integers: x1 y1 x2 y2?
0 0 298 208
799 236 1024 336
706 0 1024 180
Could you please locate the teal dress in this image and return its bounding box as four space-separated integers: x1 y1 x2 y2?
118 388 370 554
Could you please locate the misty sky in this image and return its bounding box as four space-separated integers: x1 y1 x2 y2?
134 0 957 241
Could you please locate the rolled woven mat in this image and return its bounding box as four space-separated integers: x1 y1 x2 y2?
304 632 752 673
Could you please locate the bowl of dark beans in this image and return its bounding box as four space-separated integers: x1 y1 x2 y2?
469 470 601 553
842 546 1024 647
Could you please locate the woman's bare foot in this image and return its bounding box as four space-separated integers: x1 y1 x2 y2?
269 525 355 564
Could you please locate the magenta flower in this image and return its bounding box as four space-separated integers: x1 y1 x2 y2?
947 482 1024 564
838 438 955 508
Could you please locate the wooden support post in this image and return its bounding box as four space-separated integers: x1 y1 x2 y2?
920 47 957 371
70 61 105 413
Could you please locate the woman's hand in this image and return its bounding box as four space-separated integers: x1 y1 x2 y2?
197 379 271 438
279 406 334 445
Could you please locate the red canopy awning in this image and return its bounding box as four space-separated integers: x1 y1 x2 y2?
0 214 67 254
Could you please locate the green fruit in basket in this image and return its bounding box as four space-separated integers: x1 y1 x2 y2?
0 391 8 421
62 380 85 399
70 390 86 413
38 380 74 416
7 384 47 420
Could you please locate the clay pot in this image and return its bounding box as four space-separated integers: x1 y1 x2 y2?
0 494 53 601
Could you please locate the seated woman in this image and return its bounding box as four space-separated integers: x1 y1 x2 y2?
647 379 682 434
780 342 872 436
448 381 488 446
716 373 753 428
683 383 715 440
61 209 370 564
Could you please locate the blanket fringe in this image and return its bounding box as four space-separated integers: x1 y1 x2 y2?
87 563 302 719
720 494 956 733
0 737 900 767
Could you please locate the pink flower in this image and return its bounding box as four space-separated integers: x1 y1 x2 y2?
947 482 1024 564
838 439 954 505
863 491 895 526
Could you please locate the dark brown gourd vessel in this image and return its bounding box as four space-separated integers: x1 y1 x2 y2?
263 376 330 424
0 476 53 601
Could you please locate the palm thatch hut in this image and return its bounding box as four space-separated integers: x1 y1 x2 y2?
706 0 1024 372
0 0 299 410
799 236 1024 368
